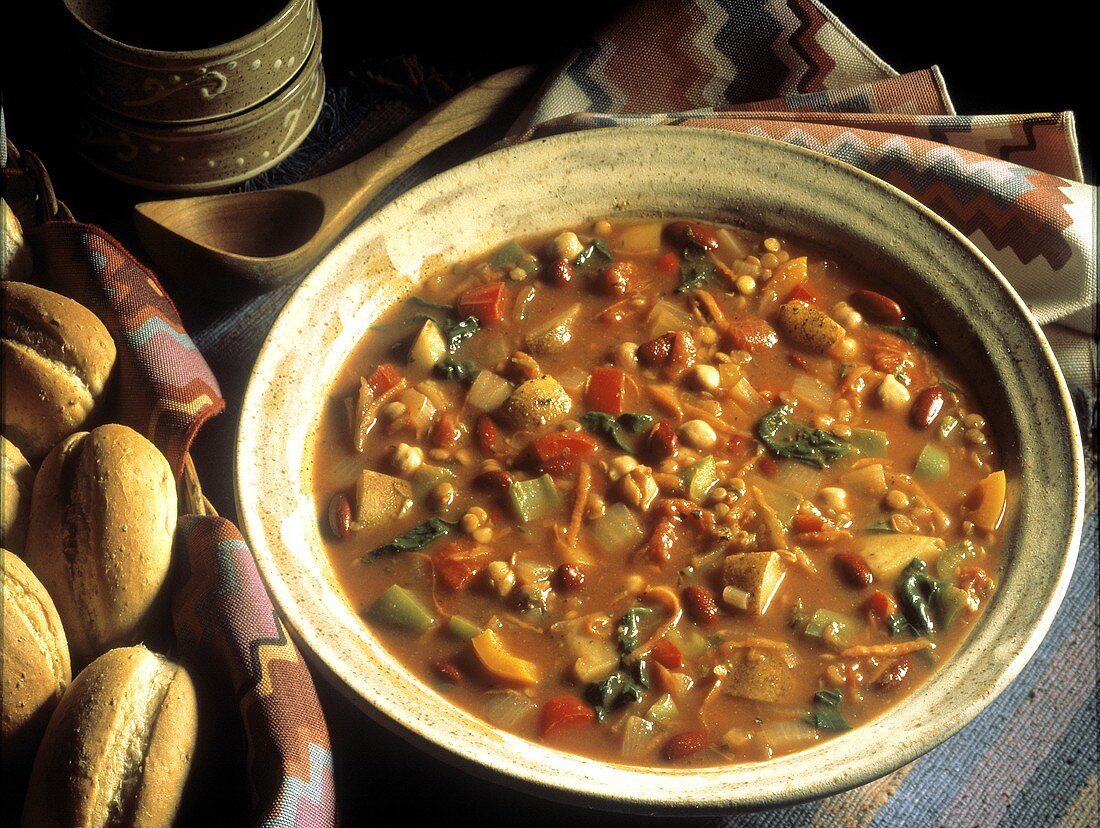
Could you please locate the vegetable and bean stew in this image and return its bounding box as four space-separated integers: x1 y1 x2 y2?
314 218 1007 765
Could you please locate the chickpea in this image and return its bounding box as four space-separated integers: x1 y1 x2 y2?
735 275 756 296
679 419 718 450
884 489 911 510
391 443 424 475
692 364 721 392
832 301 863 329
485 561 515 597
819 486 847 512
615 342 640 371
550 231 584 260
593 219 612 236
875 373 911 411
608 455 640 482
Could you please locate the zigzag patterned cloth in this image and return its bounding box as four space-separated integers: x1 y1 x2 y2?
511 0 1096 397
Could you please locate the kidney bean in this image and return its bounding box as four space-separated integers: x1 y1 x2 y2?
473 469 515 491
875 657 913 692
432 660 463 684
834 552 874 588
546 258 574 285
475 415 503 456
646 421 679 461
663 729 709 761
600 261 638 296
328 493 353 539
638 332 675 365
683 585 720 625
850 289 905 324
910 385 946 429
665 221 719 251
554 563 586 592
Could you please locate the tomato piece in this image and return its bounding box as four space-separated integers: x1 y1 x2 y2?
431 411 463 449
757 455 778 477
457 282 507 324
366 363 402 396
432 541 486 591
788 284 818 305
866 589 898 622
655 251 681 277
792 513 826 534
585 366 628 416
649 637 684 669
663 729 708 761
725 318 778 353
475 415 503 457
528 431 600 475
539 695 595 737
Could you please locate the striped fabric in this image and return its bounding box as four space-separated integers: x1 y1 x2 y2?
507 0 1097 824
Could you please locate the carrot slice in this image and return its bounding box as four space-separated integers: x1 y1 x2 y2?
457 282 507 324
529 432 600 476
539 696 595 737
366 363 402 396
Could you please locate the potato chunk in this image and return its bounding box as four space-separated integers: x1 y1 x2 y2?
723 551 786 615
860 534 945 581
723 648 793 703
551 614 618 683
501 375 572 431
356 469 413 532
525 303 581 355
776 301 845 353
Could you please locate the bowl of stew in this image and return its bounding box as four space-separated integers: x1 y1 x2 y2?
236 127 1084 811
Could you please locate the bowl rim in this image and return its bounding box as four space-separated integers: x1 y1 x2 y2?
62 0 305 60
236 126 1085 812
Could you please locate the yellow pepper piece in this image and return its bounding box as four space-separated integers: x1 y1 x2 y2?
969 470 1007 532
471 629 539 686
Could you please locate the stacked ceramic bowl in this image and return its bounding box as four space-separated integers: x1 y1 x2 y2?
65 0 324 192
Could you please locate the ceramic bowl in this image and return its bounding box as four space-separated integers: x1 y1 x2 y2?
236 128 1084 812
63 0 319 124
76 36 324 193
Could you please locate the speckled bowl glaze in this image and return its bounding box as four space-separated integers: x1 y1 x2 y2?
236 128 1084 813
76 37 324 192
63 0 319 124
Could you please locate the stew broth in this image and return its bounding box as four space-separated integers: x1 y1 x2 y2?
313 218 1005 765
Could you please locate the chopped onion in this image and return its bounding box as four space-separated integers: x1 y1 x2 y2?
558 367 589 395
482 690 537 727
467 370 513 412
730 377 768 417
790 372 834 412
715 227 753 261
646 299 695 337
774 461 824 499
398 388 436 434
760 716 818 754
620 715 658 758
841 463 888 498
513 560 554 586
666 672 695 697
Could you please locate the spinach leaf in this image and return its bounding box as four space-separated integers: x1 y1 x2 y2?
580 411 633 453
888 613 917 637
573 238 613 269
370 312 436 333
675 242 714 293
898 557 950 637
585 659 650 721
810 689 850 732
405 296 456 316
789 598 805 630
367 518 457 559
756 405 851 469
434 358 479 385
882 325 939 351
443 316 481 353
618 412 655 433
616 607 653 654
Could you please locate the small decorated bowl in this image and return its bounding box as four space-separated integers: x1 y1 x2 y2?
63 0 319 124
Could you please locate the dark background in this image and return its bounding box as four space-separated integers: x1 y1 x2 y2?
2 1 1094 824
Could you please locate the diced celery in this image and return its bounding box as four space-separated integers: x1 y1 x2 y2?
508 474 562 524
936 585 971 628
368 585 435 633
668 626 709 659
938 415 960 441
803 609 854 650
447 615 483 640
645 693 679 722
936 540 977 581
914 444 950 481
410 464 457 499
681 455 718 502
588 502 645 555
489 240 527 267
849 428 889 458
646 299 695 337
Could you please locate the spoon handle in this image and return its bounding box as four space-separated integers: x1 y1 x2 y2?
297 66 536 251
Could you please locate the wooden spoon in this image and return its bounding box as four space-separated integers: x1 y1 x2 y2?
134 66 535 294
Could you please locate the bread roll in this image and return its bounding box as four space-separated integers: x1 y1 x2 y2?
1 281 116 459
22 646 197 827
24 424 176 667
2 435 34 554
1 198 33 281
1 549 72 770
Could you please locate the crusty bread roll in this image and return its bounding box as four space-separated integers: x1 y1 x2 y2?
22 646 197 827
24 424 176 667
2 198 33 281
2 435 34 554
1 281 117 459
1 549 72 770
